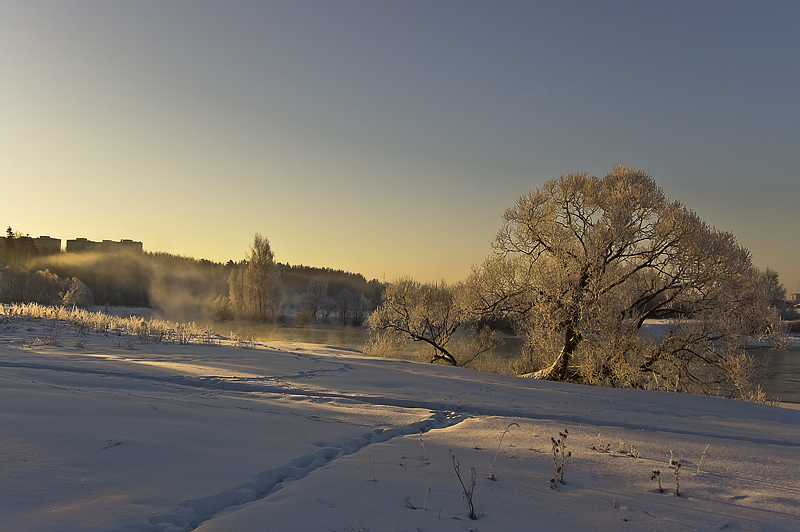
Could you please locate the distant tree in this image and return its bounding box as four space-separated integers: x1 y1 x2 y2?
228 234 281 322
302 277 329 323
227 261 246 318
212 294 234 322
0 265 25 303
352 293 370 326
29 270 64 305
465 166 784 398
367 277 498 367
2 227 12 264
277 263 381 310
250 234 281 322
760 269 785 305
320 296 336 325
337 288 353 326
0 265 65 305
761 268 798 320
61 277 94 308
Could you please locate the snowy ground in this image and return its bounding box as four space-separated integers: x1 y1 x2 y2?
2 315 800 532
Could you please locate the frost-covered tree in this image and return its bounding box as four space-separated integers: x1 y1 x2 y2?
367 278 497 367
228 234 281 322
302 277 329 323
212 294 234 321
337 288 353 326
465 166 783 397
0 265 65 304
247 234 281 322
61 277 94 308
351 293 370 326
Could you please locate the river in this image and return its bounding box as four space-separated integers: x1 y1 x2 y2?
216 323 800 404
759 347 800 404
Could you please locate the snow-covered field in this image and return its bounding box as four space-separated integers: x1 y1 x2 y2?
2 315 800 532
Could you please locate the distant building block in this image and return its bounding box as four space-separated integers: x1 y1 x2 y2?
66 237 142 253
119 239 143 253
66 238 100 253
34 236 61 255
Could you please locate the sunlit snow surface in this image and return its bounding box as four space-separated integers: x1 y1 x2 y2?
2 316 799 531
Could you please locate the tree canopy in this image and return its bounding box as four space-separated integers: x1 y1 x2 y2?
226 233 282 323
465 166 783 397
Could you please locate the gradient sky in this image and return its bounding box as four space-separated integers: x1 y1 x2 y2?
2 1 799 292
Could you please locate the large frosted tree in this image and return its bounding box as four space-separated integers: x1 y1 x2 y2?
465 166 783 397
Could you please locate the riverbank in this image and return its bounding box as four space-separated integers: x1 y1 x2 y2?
56 305 800 403
212 319 800 405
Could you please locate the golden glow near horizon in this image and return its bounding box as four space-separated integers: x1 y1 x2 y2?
2 2 799 290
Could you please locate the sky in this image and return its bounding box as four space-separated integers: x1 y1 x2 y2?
2 1 799 292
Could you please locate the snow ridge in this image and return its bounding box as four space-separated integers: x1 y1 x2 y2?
142 410 465 532
3 358 799 448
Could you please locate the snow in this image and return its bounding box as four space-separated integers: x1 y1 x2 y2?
2 315 800 531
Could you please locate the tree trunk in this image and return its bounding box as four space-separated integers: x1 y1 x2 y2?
533 324 580 381
426 341 458 367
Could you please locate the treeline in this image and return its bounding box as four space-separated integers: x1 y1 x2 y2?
210 235 380 326
0 266 94 308
277 263 382 326
0 229 380 325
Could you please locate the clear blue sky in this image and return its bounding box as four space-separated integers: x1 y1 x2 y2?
2 1 798 292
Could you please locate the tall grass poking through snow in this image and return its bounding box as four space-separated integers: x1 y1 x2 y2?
1 303 210 345
450 450 478 520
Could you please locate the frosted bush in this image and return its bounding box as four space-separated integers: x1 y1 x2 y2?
1 303 208 346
